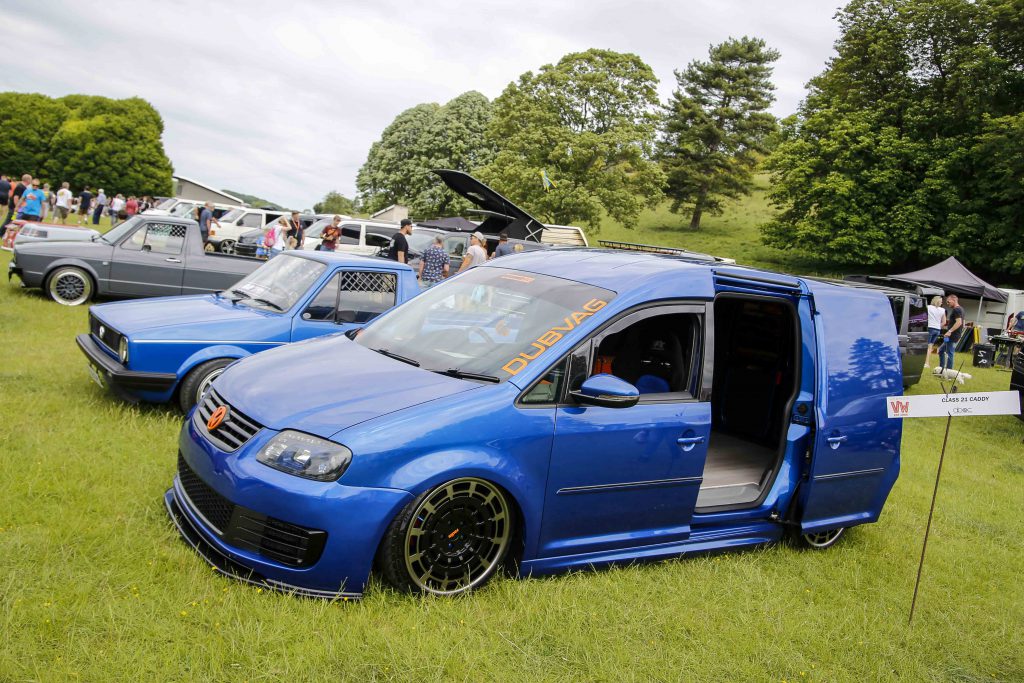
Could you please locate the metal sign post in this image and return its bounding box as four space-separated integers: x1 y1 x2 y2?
886 381 1021 625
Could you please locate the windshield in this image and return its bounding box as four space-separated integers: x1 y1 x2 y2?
226 253 326 312
170 202 200 217
219 208 245 223
407 231 438 253
99 216 146 244
356 268 616 381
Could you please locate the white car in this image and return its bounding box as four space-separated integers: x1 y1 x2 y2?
3 220 101 251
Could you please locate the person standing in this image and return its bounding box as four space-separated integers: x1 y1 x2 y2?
41 183 53 221
319 215 342 251
938 294 965 373
92 188 107 225
17 180 45 222
78 186 93 225
198 201 220 246
126 196 138 217
418 235 451 287
386 218 413 262
285 211 304 249
457 231 488 273
55 182 73 224
490 232 513 259
923 295 946 369
267 218 290 259
7 174 30 223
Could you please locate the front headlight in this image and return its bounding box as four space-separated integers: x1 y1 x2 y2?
118 337 129 364
256 431 352 481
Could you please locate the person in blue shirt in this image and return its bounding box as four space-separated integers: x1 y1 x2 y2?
17 181 46 221
198 202 220 245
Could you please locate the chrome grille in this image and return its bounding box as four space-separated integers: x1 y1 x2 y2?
194 388 262 452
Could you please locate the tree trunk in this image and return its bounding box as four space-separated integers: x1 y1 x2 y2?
689 190 707 230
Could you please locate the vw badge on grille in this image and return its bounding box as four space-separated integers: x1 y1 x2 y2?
207 405 229 431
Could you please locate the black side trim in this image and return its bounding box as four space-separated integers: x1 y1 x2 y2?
164 488 360 600
76 334 177 391
812 467 886 482
558 476 703 495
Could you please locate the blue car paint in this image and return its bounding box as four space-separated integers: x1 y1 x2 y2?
168 250 903 597
79 252 419 404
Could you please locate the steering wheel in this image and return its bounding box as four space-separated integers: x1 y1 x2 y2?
467 326 491 343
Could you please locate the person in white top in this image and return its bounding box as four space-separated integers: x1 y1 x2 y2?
458 231 489 273
267 218 291 258
924 295 946 369
55 182 73 224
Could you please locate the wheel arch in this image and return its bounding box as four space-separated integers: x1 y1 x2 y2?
176 345 253 381
43 259 100 291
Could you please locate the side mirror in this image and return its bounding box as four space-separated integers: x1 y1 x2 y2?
569 373 639 409
141 244 152 252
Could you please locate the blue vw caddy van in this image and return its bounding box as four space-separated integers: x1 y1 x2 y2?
166 249 903 598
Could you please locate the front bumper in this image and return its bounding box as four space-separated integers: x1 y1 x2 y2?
167 418 413 598
75 333 177 394
7 260 22 280
234 242 259 257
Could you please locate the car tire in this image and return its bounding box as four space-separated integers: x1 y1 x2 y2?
46 266 93 306
178 358 233 413
794 527 846 550
219 240 236 255
378 477 514 596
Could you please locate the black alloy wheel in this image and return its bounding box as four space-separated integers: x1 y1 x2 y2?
380 477 513 596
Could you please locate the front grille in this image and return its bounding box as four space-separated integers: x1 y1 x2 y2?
177 452 234 533
89 313 123 356
194 388 262 452
176 453 327 567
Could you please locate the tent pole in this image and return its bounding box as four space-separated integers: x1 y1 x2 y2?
977 296 985 342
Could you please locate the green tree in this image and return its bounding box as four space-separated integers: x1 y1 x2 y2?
479 49 665 229
45 96 173 196
356 91 495 217
763 0 1024 274
659 37 780 230
0 93 69 176
313 190 356 215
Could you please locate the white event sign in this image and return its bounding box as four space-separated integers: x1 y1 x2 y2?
887 391 1021 418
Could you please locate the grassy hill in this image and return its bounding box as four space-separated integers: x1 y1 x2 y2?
596 174 848 277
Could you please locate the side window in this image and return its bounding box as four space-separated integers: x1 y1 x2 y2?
303 274 340 322
120 223 185 255
337 271 397 323
888 295 906 331
591 312 700 398
340 224 362 240
445 236 467 257
240 212 263 228
520 357 569 405
366 233 391 249
908 296 927 333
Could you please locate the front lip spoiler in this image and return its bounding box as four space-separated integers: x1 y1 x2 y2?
76 333 177 392
164 487 362 601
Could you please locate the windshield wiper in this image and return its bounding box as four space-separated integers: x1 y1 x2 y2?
373 348 420 367
227 288 251 303
249 298 284 311
433 368 500 383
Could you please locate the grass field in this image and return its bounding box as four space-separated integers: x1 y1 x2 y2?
1 243 1023 681
595 174 849 277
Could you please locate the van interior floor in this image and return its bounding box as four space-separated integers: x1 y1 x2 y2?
696 433 775 509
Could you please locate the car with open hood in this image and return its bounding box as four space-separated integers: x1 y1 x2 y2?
166 249 903 598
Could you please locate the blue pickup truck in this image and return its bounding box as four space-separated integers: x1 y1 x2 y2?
76 251 419 411
166 249 903 598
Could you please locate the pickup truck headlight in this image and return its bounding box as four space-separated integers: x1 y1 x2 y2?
256 431 352 481
118 337 129 364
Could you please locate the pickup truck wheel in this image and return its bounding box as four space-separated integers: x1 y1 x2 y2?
218 240 237 255
379 477 513 596
178 358 233 412
796 527 846 550
47 266 93 306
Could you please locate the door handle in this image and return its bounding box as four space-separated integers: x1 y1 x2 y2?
165 257 181 263
676 436 705 451
826 434 848 450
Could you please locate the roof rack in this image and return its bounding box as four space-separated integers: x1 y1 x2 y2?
598 239 735 264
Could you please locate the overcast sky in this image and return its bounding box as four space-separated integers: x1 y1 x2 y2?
4 1 844 209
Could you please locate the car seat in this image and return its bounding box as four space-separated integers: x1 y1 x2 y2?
611 321 686 394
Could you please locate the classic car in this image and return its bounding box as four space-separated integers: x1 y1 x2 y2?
76 251 419 411
166 249 903 599
1 219 100 251
8 215 261 305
